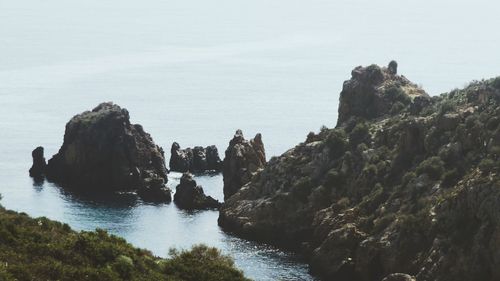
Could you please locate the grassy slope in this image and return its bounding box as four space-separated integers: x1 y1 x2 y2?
0 205 250 281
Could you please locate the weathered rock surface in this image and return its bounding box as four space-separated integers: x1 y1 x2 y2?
219 64 500 281
44 102 171 201
169 143 222 173
29 146 46 180
222 130 266 200
337 61 429 126
382 273 416 281
173 173 220 210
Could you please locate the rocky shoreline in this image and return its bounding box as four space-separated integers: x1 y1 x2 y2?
219 63 500 281
27 62 500 281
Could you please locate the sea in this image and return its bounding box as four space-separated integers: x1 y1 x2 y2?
1 0 499 279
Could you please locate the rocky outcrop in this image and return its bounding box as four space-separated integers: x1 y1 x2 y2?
173 173 220 210
29 146 46 180
44 102 171 202
222 130 266 200
219 65 500 281
337 61 429 126
169 143 222 173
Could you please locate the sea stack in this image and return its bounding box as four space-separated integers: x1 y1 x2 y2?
169 143 222 173
43 102 171 201
222 130 266 199
29 146 46 180
173 173 220 210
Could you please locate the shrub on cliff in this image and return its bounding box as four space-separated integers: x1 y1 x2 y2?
416 156 445 180
162 245 249 281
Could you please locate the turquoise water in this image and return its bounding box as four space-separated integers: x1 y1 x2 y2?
1 0 499 279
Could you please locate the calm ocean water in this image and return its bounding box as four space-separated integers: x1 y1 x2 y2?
1 0 499 279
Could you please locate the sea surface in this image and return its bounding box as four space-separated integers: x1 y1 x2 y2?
1 0 499 280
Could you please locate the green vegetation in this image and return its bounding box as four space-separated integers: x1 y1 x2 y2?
0 206 249 281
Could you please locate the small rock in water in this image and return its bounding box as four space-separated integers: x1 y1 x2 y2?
173 173 220 210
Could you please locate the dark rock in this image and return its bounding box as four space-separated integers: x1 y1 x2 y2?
45 102 171 201
222 130 266 200
337 62 429 126
169 143 222 173
388 60 398 75
29 146 46 179
173 173 220 210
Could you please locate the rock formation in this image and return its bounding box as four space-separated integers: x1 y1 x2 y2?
219 64 500 281
222 130 266 200
169 143 222 173
173 173 220 210
43 102 171 202
337 61 429 126
29 146 46 180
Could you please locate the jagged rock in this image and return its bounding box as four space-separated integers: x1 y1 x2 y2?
29 146 46 180
388 60 398 75
219 66 500 281
222 130 266 200
44 102 171 201
337 62 429 126
169 143 222 173
173 173 220 210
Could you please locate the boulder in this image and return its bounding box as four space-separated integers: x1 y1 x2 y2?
29 146 46 180
173 173 220 210
222 130 266 199
337 61 429 126
169 143 222 173
45 102 171 201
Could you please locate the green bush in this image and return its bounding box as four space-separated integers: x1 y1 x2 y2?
349 122 370 146
326 129 348 158
0 206 249 281
416 157 445 181
385 85 411 105
163 245 250 281
441 169 460 188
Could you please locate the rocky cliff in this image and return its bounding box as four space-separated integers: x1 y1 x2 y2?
43 102 171 201
219 63 500 281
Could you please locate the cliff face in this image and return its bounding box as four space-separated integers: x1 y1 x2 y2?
219 63 500 281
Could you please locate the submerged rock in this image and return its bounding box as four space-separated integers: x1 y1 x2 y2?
44 102 171 201
173 173 220 210
222 130 266 200
169 143 222 173
219 64 500 281
29 146 46 180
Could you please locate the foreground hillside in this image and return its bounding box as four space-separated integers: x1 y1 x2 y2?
0 205 249 281
220 63 500 281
